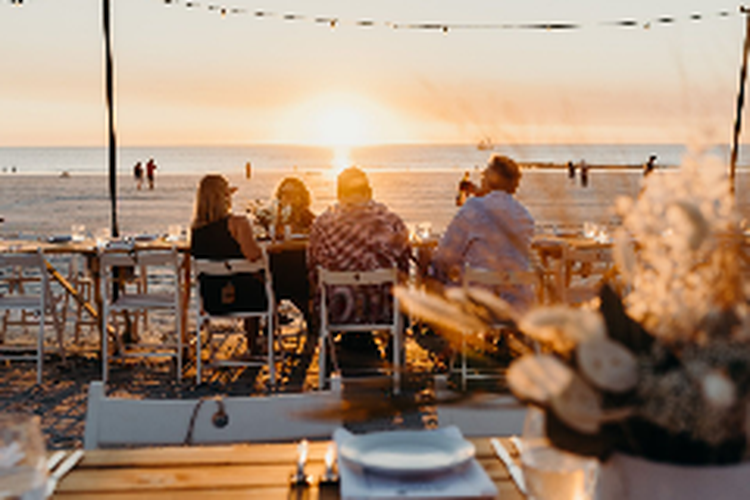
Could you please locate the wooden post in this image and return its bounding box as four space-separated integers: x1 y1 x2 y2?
103 0 118 238
730 7 750 195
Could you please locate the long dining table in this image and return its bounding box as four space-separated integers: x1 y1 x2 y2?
51 437 525 499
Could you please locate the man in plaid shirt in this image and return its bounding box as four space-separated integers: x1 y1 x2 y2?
308 167 409 366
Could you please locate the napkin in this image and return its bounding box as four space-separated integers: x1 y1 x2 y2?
334 427 497 500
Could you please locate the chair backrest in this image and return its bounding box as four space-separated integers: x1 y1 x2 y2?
99 247 181 301
0 249 48 304
83 381 341 449
463 265 543 306
194 255 274 317
318 267 400 329
317 268 397 287
561 244 613 304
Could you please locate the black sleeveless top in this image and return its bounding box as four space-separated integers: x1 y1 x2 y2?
191 217 268 314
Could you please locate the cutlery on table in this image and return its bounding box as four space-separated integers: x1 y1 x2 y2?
46 449 84 498
490 437 526 495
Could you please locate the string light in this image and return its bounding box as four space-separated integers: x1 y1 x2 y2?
5 1 746 31
150 1 744 31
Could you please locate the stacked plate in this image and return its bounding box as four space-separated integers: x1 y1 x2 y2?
339 429 475 477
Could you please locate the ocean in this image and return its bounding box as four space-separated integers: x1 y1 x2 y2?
1 144 748 238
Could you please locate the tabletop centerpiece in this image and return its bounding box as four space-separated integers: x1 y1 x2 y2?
395 152 750 499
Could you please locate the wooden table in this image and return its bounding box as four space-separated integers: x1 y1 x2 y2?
0 238 193 345
52 437 524 499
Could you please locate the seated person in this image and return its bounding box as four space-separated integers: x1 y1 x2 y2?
191 174 265 353
307 167 410 366
433 155 535 311
274 177 316 236
269 177 316 333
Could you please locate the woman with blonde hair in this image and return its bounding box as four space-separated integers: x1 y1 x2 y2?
191 174 264 353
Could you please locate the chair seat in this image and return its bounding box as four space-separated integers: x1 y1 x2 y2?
0 295 44 310
110 294 175 310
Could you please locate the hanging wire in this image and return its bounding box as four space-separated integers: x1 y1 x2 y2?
6 0 745 31
150 1 743 31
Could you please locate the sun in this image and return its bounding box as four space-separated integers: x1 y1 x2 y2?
315 106 367 147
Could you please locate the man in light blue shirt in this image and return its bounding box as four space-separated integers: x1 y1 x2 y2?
432 155 535 309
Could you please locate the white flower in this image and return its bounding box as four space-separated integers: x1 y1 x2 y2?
701 371 735 410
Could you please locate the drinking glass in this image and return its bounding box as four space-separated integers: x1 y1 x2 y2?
520 408 598 500
582 222 597 240
95 227 111 249
0 413 47 500
416 222 432 241
70 224 86 242
167 224 183 242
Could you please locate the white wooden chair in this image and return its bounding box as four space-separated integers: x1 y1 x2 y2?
194 255 277 388
317 267 403 393
455 265 542 392
560 244 613 304
83 381 341 449
99 247 183 385
0 249 63 384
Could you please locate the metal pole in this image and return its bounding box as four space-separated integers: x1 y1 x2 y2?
103 0 118 238
730 8 750 196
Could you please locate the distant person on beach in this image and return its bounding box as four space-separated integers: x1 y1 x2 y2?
145 158 157 190
308 167 410 370
567 161 576 180
644 155 657 176
455 171 478 207
191 174 265 354
245 161 252 179
133 162 144 190
433 154 535 310
579 160 589 188
274 177 315 236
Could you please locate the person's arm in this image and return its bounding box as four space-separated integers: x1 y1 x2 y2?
227 215 263 262
432 208 471 282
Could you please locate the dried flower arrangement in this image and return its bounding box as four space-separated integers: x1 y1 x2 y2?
396 153 750 465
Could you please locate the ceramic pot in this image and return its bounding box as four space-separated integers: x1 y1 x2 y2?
596 452 750 500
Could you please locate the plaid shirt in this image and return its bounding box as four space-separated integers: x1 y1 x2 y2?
308 200 409 324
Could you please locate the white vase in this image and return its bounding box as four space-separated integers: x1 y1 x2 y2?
596 452 750 500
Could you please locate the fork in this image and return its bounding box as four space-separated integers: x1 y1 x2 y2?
46 449 84 498
490 437 526 495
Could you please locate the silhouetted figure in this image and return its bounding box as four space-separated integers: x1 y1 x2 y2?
133 162 144 190
580 160 589 188
145 158 157 190
245 161 252 179
567 161 576 180
456 171 478 206
644 155 657 176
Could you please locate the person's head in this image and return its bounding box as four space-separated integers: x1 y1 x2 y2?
337 167 372 204
192 174 237 228
482 155 522 194
275 177 311 210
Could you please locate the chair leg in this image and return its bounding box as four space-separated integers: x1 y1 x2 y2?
318 332 327 390
267 314 275 389
461 335 467 392
37 307 44 385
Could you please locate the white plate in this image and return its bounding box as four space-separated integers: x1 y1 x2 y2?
339 429 475 476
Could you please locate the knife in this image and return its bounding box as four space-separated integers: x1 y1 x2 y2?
490 438 526 495
46 449 84 498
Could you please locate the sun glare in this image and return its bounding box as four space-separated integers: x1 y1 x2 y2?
280 93 388 147
316 107 366 147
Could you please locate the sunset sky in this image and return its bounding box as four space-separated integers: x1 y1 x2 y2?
0 0 744 147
